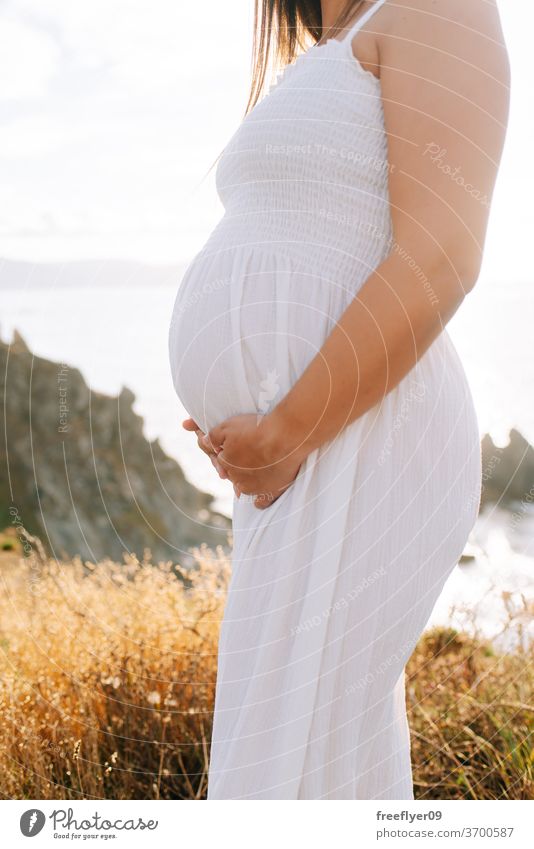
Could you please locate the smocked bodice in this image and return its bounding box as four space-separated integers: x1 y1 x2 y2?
196 37 393 282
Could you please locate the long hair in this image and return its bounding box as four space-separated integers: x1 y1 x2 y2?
204 1 366 179
245 0 366 114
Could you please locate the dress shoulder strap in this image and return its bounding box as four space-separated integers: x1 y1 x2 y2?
340 0 388 44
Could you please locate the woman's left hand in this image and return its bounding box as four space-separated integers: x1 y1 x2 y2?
182 417 229 479
191 413 304 509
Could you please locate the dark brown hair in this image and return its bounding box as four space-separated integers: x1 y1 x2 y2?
246 0 366 114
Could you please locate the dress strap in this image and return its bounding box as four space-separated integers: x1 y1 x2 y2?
340 0 388 44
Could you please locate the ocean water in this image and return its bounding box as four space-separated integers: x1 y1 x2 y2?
0 275 532 641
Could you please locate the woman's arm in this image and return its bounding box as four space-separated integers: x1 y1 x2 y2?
201 0 510 505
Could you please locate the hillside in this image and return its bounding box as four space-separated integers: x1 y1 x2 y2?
0 333 230 564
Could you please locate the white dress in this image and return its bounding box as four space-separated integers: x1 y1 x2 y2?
168 0 481 799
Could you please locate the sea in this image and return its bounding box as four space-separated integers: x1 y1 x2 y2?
1 267 532 645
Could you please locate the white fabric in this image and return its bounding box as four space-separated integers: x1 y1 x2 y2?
168 0 481 799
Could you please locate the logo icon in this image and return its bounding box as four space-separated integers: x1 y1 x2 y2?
257 368 280 424
20 809 46 837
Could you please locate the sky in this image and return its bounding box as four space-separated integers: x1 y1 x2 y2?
0 0 531 285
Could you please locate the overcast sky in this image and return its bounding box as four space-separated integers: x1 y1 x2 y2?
0 0 530 284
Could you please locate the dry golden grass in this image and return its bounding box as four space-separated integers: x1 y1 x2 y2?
0 532 532 800
408 623 533 799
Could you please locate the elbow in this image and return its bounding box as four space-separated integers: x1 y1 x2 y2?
458 262 481 295
439 246 482 296
416 249 481 321
395 230 483 300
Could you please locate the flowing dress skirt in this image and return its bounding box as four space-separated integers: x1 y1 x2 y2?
169 242 482 799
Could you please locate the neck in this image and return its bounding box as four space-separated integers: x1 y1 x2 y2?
320 0 365 36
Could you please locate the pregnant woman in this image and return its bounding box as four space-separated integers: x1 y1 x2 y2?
168 0 509 799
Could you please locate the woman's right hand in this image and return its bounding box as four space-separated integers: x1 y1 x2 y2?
182 417 229 480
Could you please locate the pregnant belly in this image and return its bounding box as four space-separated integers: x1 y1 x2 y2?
168 242 480 493
168 245 348 433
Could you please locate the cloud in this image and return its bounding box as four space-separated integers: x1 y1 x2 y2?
0 17 60 99
0 0 254 261
9 0 250 92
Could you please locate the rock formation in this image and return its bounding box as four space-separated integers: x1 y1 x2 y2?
0 333 230 564
480 429 534 508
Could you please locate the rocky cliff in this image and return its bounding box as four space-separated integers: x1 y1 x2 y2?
0 333 230 564
481 429 534 508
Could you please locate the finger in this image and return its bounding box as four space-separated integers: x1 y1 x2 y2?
185 423 208 449
186 428 223 468
214 455 245 484
214 449 231 469
202 424 226 453
197 431 220 460
211 456 229 479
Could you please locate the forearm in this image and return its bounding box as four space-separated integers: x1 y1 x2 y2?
266 249 472 461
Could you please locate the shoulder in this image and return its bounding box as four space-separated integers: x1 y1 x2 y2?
379 0 509 63
379 0 505 33
378 0 510 90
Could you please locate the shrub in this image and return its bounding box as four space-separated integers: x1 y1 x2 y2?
0 534 531 799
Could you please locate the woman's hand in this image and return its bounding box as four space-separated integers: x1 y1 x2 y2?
182 418 229 480
183 413 305 509
205 413 304 509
